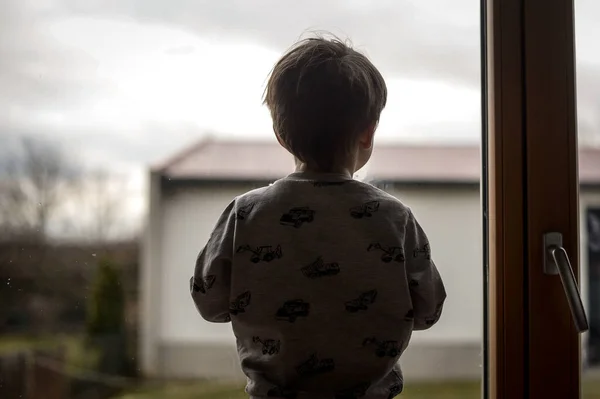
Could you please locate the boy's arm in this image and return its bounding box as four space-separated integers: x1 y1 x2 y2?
190 200 236 323
404 209 447 330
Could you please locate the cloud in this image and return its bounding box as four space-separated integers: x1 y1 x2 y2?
1 0 599 173
163 45 196 56
0 1 117 122
57 0 482 86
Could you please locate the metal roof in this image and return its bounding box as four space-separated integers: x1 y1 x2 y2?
154 138 600 184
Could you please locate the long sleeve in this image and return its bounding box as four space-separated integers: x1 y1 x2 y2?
403 209 446 330
190 199 236 323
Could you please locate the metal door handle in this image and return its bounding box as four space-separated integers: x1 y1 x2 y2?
543 232 589 333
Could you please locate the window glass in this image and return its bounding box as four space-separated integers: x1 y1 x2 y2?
0 1 483 398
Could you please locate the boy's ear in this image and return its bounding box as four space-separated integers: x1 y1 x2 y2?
359 123 376 150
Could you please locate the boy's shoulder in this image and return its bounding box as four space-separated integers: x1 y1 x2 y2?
233 183 274 204
351 180 412 212
232 178 411 215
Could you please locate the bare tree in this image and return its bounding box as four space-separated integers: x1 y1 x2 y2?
0 136 77 241
54 166 135 244
84 169 127 243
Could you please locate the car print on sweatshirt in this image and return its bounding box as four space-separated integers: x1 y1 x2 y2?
367 243 405 263
252 336 281 355
362 337 402 358
350 201 380 219
191 275 216 294
236 244 283 263
345 290 378 313
229 291 251 315
275 299 310 323
280 207 316 228
301 257 340 279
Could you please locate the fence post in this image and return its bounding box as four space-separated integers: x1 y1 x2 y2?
28 347 68 399
0 352 28 398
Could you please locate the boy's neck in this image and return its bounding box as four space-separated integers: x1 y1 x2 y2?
294 163 354 179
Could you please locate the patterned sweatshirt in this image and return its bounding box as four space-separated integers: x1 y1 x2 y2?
190 171 446 399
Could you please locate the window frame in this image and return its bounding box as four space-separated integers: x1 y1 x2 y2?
486 0 581 397
485 0 527 396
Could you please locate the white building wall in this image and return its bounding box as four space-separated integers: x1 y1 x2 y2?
387 185 483 345
159 184 254 344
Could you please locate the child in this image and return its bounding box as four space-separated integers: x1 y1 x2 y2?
191 34 446 399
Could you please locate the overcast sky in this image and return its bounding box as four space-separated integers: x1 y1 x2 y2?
1 0 598 234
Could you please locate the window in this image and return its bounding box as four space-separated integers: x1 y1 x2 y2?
0 1 593 398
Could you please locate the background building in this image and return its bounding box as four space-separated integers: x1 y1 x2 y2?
140 138 600 381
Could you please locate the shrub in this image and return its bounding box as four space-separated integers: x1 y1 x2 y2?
86 257 134 377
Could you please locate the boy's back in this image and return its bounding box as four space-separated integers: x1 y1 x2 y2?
191 172 446 399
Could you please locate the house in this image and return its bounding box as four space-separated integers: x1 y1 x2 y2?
140 138 600 381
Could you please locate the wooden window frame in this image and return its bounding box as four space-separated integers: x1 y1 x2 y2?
486 0 580 398
486 0 527 397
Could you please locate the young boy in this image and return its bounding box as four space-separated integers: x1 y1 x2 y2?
190 35 446 399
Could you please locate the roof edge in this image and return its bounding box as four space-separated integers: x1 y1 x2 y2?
160 175 600 188
161 175 481 185
150 136 286 172
150 137 213 172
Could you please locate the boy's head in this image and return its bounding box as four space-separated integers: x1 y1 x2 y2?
263 35 387 173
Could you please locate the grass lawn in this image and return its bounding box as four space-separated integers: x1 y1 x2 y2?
115 380 481 399
0 334 97 370
114 378 600 399
4 336 600 399
0 334 71 353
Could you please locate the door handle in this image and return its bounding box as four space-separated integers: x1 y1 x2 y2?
543 232 589 333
